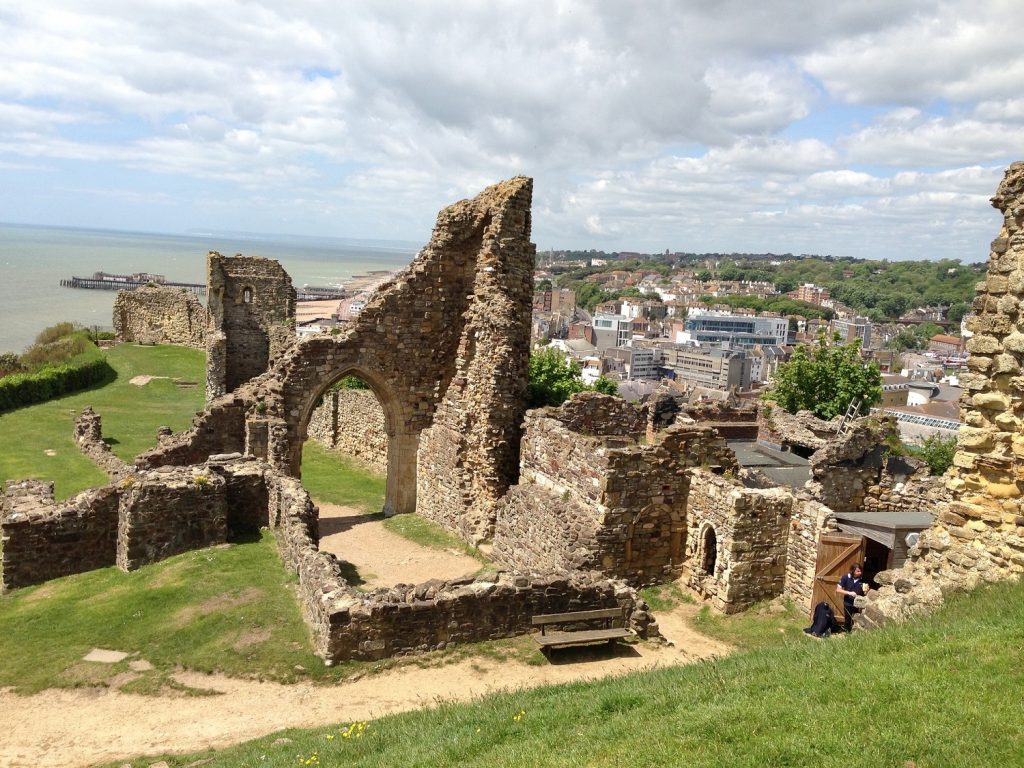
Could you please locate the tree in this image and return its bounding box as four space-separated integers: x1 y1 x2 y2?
527 347 619 407
765 335 882 420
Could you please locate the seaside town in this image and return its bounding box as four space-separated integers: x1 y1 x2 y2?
2 4 1023 768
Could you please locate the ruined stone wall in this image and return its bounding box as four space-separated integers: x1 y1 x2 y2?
681 470 793 613
307 388 388 473
1 482 118 591
862 456 949 514
112 285 207 349
74 407 131 482
857 163 1024 628
135 394 248 468
206 253 296 401
783 496 837 610
493 395 737 586
416 180 535 542
116 467 228 571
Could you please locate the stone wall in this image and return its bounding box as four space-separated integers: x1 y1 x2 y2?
135 394 248 468
783 496 837 610
805 418 897 513
268 469 653 663
492 394 737 586
112 285 207 349
1 481 118 590
856 162 1024 628
307 388 388 473
73 407 131 482
862 456 949 514
206 252 296 401
681 469 793 613
415 179 535 542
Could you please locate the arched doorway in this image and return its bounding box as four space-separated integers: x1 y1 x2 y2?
295 367 418 517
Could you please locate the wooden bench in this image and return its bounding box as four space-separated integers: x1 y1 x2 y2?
531 607 631 652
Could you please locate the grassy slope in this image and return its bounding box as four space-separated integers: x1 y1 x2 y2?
0 343 205 498
113 580 1024 768
0 531 342 693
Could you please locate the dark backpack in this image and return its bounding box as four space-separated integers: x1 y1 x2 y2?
804 601 835 638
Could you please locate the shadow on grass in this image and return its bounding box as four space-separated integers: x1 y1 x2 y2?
226 529 264 544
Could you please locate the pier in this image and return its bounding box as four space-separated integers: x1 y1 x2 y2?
60 273 206 296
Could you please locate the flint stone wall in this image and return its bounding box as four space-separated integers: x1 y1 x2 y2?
74 407 131 482
269 469 653 663
1 481 118 590
307 388 388 473
112 285 207 349
681 469 792 613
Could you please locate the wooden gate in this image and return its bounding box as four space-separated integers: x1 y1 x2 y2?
811 534 865 619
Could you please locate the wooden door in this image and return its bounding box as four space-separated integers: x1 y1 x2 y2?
811 534 865 619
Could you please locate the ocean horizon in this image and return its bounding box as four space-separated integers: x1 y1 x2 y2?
0 222 420 354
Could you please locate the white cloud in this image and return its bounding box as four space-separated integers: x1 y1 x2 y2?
0 0 1019 260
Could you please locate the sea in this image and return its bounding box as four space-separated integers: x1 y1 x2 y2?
0 223 420 354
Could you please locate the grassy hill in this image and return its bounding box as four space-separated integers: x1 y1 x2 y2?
0 343 205 498
113 579 1024 768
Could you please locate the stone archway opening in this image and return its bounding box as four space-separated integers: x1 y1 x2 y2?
701 524 718 577
297 367 412 518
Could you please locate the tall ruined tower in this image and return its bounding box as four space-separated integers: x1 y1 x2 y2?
205 253 296 401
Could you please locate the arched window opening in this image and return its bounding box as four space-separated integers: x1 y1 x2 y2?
242 287 253 304
701 525 718 577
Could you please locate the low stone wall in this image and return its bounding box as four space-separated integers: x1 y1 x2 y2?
783 496 837 611
268 469 653 663
112 285 207 349
135 393 249 468
116 467 228 571
862 456 949 514
74 407 132 482
681 470 792 613
307 388 388 473
1 482 118 590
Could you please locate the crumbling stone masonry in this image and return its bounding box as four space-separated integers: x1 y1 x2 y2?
307 388 389 473
492 393 738 586
141 178 535 536
270 469 654 662
74 407 132 482
205 252 296 401
680 469 792 613
112 284 207 349
857 162 1024 627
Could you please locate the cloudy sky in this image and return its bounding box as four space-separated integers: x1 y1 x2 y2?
1 1 1021 261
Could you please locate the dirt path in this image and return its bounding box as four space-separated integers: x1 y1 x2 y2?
0 603 729 768
317 502 482 588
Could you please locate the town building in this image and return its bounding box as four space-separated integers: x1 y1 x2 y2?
592 313 634 351
832 315 872 347
788 283 831 305
679 308 788 349
928 334 966 357
659 345 752 391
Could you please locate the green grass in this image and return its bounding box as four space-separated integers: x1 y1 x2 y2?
639 582 696 612
110 580 1024 768
0 531 342 693
691 599 809 651
300 441 387 512
382 514 490 563
0 343 205 498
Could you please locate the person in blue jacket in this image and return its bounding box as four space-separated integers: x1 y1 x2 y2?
837 563 869 631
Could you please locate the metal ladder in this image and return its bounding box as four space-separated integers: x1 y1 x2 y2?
837 397 863 435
